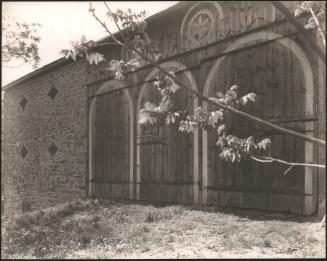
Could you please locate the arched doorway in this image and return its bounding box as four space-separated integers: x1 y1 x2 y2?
89 80 134 200
202 32 315 214
136 61 199 204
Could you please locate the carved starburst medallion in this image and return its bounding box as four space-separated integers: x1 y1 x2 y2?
188 10 214 43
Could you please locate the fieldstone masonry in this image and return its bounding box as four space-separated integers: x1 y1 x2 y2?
2 60 90 215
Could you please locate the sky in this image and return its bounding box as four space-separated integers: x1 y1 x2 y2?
2 1 178 87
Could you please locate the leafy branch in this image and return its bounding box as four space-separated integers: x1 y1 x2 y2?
2 18 42 68
294 1 326 47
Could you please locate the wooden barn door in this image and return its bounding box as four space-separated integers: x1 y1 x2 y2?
137 66 197 204
204 35 316 214
91 89 131 199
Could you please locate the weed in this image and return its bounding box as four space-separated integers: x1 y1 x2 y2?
15 216 31 228
96 235 105 244
306 236 318 244
62 219 79 232
100 224 114 237
114 212 130 223
263 239 272 248
58 203 74 217
33 241 51 258
167 235 174 242
238 237 252 249
141 225 150 233
79 233 91 248
145 213 155 223
172 206 185 216
142 235 148 242
141 245 150 252
93 222 100 229
92 214 101 223
91 214 101 229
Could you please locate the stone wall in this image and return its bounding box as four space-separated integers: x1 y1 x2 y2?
2 59 90 215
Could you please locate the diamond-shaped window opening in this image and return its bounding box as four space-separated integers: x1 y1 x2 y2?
48 86 58 100
48 143 58 156
20 146 28 159
20 96 27 110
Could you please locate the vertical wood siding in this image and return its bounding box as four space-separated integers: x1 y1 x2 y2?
87 1 322 214
92 90 130 199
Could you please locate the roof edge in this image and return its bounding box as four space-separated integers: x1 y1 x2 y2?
2 1 192 91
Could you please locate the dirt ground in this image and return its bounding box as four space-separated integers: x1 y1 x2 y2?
1 199 325 259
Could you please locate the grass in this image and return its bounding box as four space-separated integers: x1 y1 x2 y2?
1 199 325 259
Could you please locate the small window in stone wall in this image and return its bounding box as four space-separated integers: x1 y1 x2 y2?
20 146 28 159
20 96 27 110
22 200 32 213
48 86 58 100
48 143 58 156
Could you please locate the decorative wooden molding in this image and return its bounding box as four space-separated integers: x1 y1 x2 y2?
202 31 314 209
88 80 134 199
180 1 224 50
136 61 199 204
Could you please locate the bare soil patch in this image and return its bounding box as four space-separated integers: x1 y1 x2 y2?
1 199 325 259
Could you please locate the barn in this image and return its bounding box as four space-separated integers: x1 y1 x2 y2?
2 1 325 216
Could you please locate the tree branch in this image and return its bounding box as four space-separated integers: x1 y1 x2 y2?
270 1 326 62
308 6 326 47
94 42 121 47
103 1 128 43
88 2 326 148
129 46 326 147
88 2 124 46
251 155 325 169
